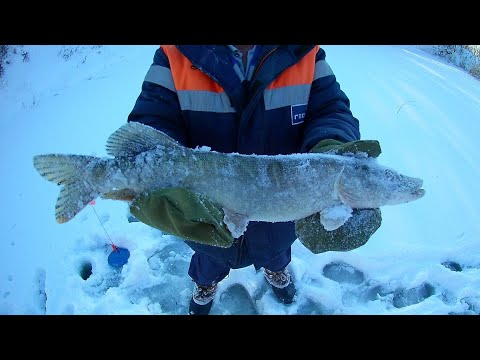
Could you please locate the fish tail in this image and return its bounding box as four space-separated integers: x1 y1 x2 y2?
33 154 105 223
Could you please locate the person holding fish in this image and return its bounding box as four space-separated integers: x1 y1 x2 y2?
33 45 427 315
33 45 391 315
124 45 384 315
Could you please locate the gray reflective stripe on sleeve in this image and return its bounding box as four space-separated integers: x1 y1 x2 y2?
263 84 311 110
314 60 334 80
177 90 236 113
144 65 176 92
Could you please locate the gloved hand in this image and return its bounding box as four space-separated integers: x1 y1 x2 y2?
294 139 383 254
309 138 382 158
130 187 233 248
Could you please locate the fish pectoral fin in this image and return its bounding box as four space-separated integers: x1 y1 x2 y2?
319 204 353 231
334 168 361 207
336 186 361 207
101 189 136 201
223 208 249 238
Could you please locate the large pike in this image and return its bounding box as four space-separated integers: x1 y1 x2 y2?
33 122 425 237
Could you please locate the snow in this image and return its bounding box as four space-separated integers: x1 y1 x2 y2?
1 45 479 315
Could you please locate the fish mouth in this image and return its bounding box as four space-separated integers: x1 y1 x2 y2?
403 177 425 202
389 186 425 205
411 178 425 197
388 176 425 205
411 188 426 200
409 176 423 188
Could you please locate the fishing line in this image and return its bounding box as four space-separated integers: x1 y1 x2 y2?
89 201 118 252
88 200 130 268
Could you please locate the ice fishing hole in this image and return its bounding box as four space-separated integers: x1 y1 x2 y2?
79 261 93 280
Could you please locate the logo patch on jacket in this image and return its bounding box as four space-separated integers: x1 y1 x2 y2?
291 104 307 125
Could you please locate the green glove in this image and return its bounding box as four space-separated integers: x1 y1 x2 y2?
295 138 382 254
309 138 382 158
130 188 233 248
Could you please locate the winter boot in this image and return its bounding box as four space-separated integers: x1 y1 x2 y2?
264 267 296 304
188 282 218 315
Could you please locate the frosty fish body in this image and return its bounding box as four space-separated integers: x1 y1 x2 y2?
33 122 425 236
175 150 344 222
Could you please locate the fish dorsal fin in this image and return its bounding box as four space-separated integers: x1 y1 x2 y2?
106 122 180 157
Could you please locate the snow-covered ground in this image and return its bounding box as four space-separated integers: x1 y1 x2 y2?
1 45 479 315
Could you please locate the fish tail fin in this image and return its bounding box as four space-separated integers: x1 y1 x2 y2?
33 154 104 223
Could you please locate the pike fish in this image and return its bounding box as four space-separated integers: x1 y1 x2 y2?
33 122 425 237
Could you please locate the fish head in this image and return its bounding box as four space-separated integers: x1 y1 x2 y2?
336 161 426 208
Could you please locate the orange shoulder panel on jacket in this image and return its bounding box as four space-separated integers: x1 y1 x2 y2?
266 46 319 90
161 45 224 93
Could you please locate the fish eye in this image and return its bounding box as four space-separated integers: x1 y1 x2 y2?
384 169 396 180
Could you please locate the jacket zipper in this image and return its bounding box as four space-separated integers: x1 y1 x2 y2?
252 47 278 80
238 47 279 133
